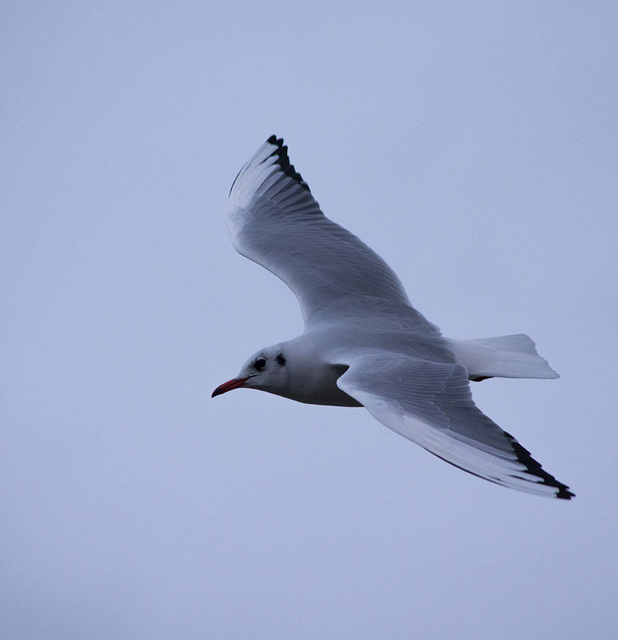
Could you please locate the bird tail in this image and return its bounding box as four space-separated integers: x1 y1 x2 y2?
445 334 559 380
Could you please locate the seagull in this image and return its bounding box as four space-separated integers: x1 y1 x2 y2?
212 136 574 500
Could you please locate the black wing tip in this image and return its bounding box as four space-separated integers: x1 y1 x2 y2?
556 487 576 500
264 134 311 192
506 434 575 500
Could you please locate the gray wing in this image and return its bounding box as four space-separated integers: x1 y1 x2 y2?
225 136 439 332
336 350 574 499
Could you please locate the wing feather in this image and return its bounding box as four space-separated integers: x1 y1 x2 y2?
226 136 439 332
336 350 574 499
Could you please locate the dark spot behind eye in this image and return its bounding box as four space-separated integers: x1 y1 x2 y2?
254 357 266 371
276 353 286 366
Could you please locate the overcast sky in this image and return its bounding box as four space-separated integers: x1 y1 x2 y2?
2 2 617 638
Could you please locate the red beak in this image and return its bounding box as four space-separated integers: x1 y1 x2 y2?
211 377 250 398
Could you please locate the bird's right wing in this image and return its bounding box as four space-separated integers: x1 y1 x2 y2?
336 349 574 499
225 136 439 333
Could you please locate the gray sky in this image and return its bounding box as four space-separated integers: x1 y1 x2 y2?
2 2 617 638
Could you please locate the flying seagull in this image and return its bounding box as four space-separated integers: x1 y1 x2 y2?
212 136 574 499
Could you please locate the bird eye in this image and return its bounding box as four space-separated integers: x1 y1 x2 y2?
276 353 286 366
254 357 267 371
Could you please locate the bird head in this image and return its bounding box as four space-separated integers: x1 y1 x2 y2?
212 345 288 398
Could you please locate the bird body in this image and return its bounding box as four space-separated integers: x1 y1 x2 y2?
213 136 574 500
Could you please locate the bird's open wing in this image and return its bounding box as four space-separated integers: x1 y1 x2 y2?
225 136 439 332
336 349 573 499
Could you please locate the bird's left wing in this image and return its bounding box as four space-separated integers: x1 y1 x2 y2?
225 136 439 333
336 350 574 499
